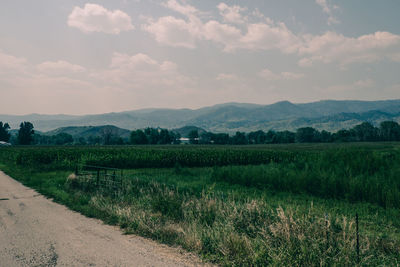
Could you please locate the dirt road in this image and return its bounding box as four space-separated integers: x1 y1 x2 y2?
0 171 205 266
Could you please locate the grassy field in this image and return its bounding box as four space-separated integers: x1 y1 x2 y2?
0 143 399 266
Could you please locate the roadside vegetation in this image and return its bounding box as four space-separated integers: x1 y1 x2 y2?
0 144 399 266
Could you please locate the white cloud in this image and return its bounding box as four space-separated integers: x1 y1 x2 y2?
143 1 300 53
202 20 242 51
259 68 304 81
143 1 400 67
68 3 134 34
162 0 199 17
142 16 199 48
298 31 400 66
217 3 247 24
216 73 238 81
354 79 374 88
238 22 300 53
97 52 192 89
315 0 339 25
0 50 28 73
37 61 86 75
0 49 193 114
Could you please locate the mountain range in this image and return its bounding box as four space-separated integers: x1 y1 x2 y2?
2 100 400 134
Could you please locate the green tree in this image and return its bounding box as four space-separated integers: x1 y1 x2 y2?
276 131 295 143
248 130 266 144
379 121 400 141
17 122 35 145
320 130 333 143
0 122 11 142
231 131 247 145
144 128 160 144
353 122 378 141
199 132 213 144
53 133 73 145
158 129 172 144
188 130 199 144
130 129 148 144
333 129 354 142
212 133 229 144
295 127 320 143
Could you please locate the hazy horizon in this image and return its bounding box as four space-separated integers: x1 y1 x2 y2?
1 98 400 116
1 0 400 115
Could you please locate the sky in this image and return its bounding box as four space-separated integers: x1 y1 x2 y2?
0 0 400 115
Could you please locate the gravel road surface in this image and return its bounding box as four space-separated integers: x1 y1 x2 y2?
0 171 206 266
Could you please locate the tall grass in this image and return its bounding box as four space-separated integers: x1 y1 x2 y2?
71 174 400 266
211 149 400 209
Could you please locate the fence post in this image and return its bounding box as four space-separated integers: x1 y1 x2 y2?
356 213 360 263
96 169 100 187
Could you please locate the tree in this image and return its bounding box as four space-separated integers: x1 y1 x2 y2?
275 131 295 143
295 127 320 143
333 129 354 142
199 132 213 144
188 130 199 144
265 130 278 144
158 129 172 144
144 128 160 144
53 133 73 145
379 121 400 141
320 130 333 143
101 127 114 145
231 131 247 145
353 122 378 142
0 122 11 142
130 130 148 144
248 130 266 144
17 122 34 145
212 133 229 144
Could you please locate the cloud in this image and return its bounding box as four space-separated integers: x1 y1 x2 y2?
216 73 238 81
354 79 374 88
68 3 134 34
298 31 400 66
0 50 28 73
143 1 300 53
37 61 86 75
259 68 304 81
0 50 192 114
142 1 400 67
315 0 339 25
217 3 247 24
96 52 193 90
142 16 199 48
162 0 199 17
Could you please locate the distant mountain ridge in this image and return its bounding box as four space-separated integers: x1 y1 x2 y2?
1 100 400 133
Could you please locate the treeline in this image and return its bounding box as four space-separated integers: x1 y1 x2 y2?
190 121 400 145
1 120 400 145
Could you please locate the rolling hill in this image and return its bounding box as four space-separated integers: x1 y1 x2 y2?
1 99 400 133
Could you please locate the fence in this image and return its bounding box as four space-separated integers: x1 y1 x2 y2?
74 164 125 196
